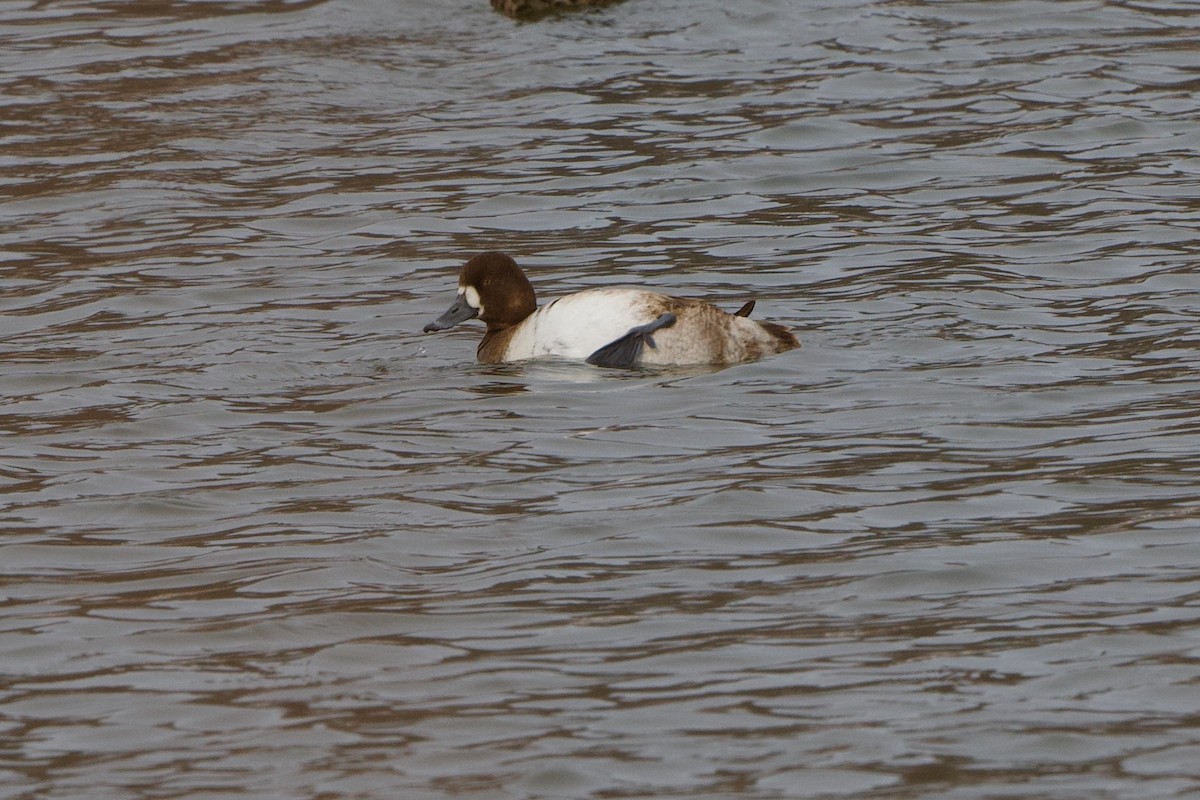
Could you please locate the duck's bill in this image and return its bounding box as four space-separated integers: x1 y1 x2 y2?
423 294 479 332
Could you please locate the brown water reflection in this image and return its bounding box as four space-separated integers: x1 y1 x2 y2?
3 0 1200 798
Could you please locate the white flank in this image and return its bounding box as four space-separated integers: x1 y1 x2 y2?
503 289 657 360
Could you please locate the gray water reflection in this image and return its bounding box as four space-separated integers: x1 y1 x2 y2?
3 0 1200 798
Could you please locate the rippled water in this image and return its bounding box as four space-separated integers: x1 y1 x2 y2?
3 0 1200 797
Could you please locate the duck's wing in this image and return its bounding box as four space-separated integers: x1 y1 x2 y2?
586 312 677 369
734 300 755 318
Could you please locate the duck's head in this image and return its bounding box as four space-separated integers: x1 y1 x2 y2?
423 252 538 334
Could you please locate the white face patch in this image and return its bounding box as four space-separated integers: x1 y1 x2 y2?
461 285 484 314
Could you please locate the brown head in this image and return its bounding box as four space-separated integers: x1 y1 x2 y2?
423 252 538 335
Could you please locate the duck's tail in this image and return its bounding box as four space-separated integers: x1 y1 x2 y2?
757 320 800 352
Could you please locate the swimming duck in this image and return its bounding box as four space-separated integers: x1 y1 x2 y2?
423 252 799 368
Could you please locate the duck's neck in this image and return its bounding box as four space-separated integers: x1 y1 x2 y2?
477 303 539 363
477 325 515 364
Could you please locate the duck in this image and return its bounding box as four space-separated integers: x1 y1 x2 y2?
422 252 799 368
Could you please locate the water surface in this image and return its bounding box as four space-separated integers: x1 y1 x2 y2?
3 0 1200 798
